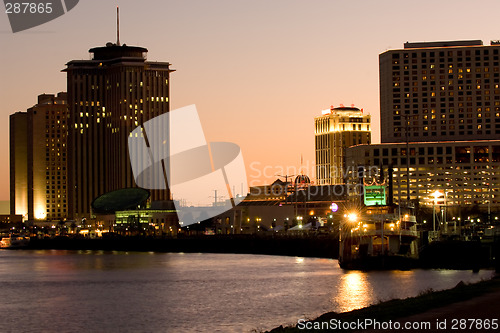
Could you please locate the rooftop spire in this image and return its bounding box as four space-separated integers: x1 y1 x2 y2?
116 6 120 46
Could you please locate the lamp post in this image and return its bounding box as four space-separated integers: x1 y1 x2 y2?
340 212 359 261
431 190 443 239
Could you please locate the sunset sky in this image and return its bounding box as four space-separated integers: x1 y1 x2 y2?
1 0 500 201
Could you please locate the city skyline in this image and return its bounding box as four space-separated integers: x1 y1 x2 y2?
2 0 500 201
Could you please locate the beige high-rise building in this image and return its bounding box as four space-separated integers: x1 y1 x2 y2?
10 92 68 221
380 40 500 143
315 105 371 185
64 43 174 219
10 112 28 220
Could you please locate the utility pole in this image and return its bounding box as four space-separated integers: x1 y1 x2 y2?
405 115 411 206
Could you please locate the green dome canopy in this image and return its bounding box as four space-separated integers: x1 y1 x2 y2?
91 188 150 214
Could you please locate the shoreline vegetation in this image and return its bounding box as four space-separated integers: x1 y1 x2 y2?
266 275 500 332
24 235 498 270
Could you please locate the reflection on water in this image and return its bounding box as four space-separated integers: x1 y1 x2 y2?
337 272 374 312
0 250 494 333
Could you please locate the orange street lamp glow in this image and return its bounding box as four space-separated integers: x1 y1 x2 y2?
347 212 358 223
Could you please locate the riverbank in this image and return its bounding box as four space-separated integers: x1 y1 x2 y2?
267 275 500 332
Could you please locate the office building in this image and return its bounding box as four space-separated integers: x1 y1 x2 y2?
380 40 500 143
346 140 500 213
10 112 28 220
315 105 371 184
64 42 174 219
10 92 68 221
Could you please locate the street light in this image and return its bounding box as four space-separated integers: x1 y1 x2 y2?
431 190 442 234
347 212 358 223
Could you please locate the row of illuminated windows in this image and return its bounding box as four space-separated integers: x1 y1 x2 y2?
45 154 65 159
393 71 499 80
371 156 498 167
396 121 500 129
393 130 499 137
393 92 499 101
315 119 330 133
395 102 500 110
46 209 65 213
46 194 66 199
392 64 500 71
370 153 500 166
392 79 499 89
392 98 500 110
46 202 67 206
76 96 168 108
391 73 500 82
393 119 500 127
394 122 500 130
393 48 500 59
45 168 65 174
350 165 499 174
393 91 500 102
394 84 500 92
392 79 500 87
393 108 500 117
395 113 500 121
371 145 500 157
400 91 498 100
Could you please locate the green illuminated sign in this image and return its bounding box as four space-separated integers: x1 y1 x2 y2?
364 185 386 206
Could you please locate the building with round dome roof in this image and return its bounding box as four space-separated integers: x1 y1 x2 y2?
315 104 371 184
294 174 311 187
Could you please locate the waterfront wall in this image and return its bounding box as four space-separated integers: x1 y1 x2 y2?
27 235 340 259
26 236 498 270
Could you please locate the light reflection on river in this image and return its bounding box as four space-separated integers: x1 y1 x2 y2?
0 250 494 332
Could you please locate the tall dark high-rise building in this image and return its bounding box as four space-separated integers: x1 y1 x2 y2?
379 40 500 143
64 43 174 219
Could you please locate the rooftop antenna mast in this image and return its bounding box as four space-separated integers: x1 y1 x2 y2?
116 6 120 46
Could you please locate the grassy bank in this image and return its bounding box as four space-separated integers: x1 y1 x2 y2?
267 275 500 332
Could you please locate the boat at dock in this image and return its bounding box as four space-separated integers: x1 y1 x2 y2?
338 169 421 272
0 235 30 249
338 204 419 270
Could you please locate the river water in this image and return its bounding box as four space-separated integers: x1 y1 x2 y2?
0 250 494 332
